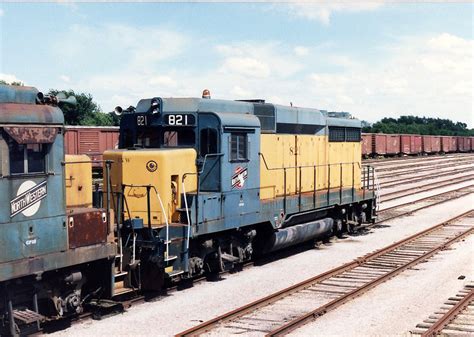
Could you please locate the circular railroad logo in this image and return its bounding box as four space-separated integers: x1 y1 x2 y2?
10 180 48 218
146 160 158 172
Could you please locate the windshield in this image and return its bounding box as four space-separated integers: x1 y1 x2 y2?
163 128 195 147
132 127 195 148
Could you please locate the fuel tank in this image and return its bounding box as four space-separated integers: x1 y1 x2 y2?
259 218 333 254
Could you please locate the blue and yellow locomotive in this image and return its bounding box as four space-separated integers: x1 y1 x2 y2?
105 91 377 293
0 84 377 334
0 85 115 336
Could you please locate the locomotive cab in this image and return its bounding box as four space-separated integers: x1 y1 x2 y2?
105 98 262 290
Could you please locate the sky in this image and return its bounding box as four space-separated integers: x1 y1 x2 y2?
0 2 473 126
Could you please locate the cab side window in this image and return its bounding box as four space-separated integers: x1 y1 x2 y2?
200 128 217 156
230 133 248 162
8 140 47 175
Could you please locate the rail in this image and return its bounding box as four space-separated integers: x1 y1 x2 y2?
176 210 474 336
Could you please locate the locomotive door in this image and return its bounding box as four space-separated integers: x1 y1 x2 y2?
198 113 221 192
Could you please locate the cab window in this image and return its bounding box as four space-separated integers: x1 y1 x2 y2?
9 141 47 175
163 129 195 147
200 128 218 156
230 133 248 161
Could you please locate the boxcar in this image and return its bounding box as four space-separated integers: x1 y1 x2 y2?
64 126 119 168
386 134 400 155
422 135 433 153
441 136 456 153
361 133 372 157
458 136 471 152
373 134 386 155
431 136 441 153
401 134 422 155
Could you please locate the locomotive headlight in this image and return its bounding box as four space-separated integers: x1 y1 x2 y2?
151 98 160 114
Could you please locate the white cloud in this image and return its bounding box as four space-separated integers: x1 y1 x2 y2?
294 46 309 57
231 85 253 98
0 8 4 17
306 33 473 125
287 2 383 25
0 73 23 84
216 41 303 78
148 75 178 88
49 24 472 127
60 75 70 82
220 57 271 78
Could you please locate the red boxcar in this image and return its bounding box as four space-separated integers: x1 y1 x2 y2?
64 126 120 167
431 136 441 153
361 133 372 157
441 136 450 153
450 137 458 153
400 134 422 155
457 136 471 152
386 134 400 155
422 135 433 153
373 134 387 155
471 137 474 151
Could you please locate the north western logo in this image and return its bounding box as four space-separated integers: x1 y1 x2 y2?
231 167 248 189
10 180 47 218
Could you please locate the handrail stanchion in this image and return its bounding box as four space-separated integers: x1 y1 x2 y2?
313 165 316 208
363 166 366 200
339 163 343 204
352 162 355 202
283 168 287 213
327 164 331 206
298 166 302 211
146 186 152 229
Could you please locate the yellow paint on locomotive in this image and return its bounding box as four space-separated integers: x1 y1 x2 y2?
260 134 361 200
64 154 93 208
104 149 197 227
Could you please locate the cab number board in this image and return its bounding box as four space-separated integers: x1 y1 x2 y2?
136 115 149 126
165 114 195 126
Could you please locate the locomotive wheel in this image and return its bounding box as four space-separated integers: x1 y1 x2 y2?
334 219 344 238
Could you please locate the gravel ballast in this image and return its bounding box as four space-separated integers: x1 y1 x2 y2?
54 193 474 336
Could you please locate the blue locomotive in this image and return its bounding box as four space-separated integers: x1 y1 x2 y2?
0 85 377 334
105 90 377 294
0 85 115 336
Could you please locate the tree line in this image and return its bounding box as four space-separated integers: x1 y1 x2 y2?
363 116 474 136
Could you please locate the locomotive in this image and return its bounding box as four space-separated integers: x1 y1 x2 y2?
0 85 115 336
105 91 377 294
0 84 377 335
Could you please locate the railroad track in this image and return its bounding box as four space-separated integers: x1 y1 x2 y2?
363 152 466 165
367 155 474 170
364 153 473 166
377 166 474 189
376 185 474 222
177 211 474 336
412 282 474 336
380 175 474 203
372 158 474 176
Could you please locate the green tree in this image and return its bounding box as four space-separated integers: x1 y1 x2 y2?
365 115 473 136
0 80 24 86
48 89 120 126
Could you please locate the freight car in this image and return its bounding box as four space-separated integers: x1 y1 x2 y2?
363 133 472 157
0 85 115 336
64 126 119 169
104 92 378 294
